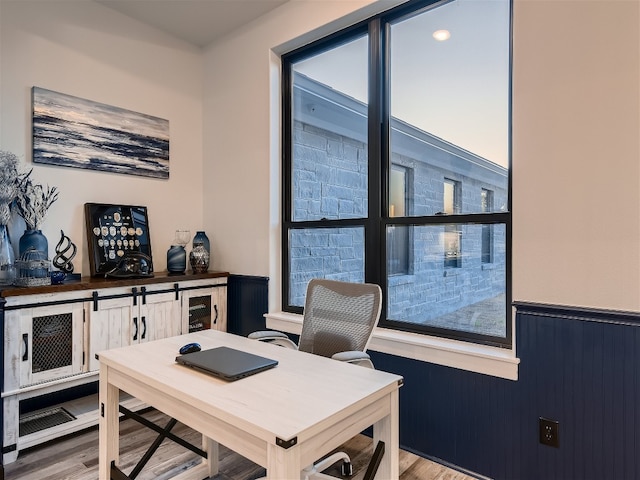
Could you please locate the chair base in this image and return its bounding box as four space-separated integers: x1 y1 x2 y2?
253 452 352 480
304 451 352 479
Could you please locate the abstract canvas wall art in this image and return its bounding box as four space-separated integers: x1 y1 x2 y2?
32 87 169 179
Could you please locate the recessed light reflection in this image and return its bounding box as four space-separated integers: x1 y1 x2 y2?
433 29 451 41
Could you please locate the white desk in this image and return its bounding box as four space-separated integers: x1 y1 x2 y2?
98 329 403 480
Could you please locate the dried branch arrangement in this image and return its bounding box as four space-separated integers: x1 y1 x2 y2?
15 170 59 230
0 151 19 225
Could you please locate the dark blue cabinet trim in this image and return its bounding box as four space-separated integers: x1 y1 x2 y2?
227 274 269 337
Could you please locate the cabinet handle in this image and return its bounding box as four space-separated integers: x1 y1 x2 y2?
213 304 218 325
22 333 28 361
133 317 138 341
141 316 146 340
92 291 99 311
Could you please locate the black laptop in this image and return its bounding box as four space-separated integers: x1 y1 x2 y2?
176 346 278 381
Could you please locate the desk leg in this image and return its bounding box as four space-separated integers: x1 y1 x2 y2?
99 364 119 480
203 436 219 477
266 443 300 480
372 389 399 480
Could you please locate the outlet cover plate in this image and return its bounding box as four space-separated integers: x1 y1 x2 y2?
539 417 559 448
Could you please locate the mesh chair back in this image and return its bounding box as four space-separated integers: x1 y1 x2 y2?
298 279 382 358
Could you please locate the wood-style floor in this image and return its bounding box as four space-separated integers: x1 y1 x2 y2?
5 409 476 480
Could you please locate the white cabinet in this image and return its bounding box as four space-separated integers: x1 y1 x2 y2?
0 272 228 464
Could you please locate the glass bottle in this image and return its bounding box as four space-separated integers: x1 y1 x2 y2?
0 224 16 285
193 231 210 255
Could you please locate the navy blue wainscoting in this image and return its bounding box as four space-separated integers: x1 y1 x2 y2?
227 274 269 337
367 303 640 480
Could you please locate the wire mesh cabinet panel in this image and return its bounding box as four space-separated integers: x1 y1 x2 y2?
10 303 85 388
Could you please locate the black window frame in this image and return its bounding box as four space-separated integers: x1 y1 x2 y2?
282 0 513 348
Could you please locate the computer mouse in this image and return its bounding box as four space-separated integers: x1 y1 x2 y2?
179 342 201 355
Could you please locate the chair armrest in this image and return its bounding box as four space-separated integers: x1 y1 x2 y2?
248 330 289 341
248 330 298 349
332 351 374 369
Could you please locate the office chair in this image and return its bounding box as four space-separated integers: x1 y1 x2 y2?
249 278 382 479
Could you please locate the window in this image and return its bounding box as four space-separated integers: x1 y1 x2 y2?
285 34 369 308
283 0 512 347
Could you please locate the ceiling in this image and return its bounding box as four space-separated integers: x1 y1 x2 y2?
96 0 289 48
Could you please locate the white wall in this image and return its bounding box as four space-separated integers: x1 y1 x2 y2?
512 0 640 312
0 0 204 275
204 0 640 313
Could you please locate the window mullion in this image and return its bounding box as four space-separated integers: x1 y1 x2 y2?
366 18 384 286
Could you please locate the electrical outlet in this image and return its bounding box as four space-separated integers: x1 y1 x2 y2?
539 417 559 448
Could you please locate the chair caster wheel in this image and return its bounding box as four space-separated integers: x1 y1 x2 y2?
341 461 353 476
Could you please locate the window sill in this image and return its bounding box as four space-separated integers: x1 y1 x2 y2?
264 312 519 380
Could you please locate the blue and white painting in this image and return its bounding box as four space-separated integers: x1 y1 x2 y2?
32 87 170 179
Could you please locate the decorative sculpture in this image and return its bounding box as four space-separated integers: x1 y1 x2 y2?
53 230 77 274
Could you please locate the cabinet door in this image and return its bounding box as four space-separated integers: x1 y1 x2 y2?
181 286 227 333
211 285 227 332
182 288 213 333
18 303 85 387
139 291 181 342
87 296 134 372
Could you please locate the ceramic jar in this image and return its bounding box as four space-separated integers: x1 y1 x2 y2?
167 245 186 274
19 229 48 258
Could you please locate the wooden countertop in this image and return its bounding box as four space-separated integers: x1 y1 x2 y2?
0 271 229 298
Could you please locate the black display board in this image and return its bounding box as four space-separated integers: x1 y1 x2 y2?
84 203 153 277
